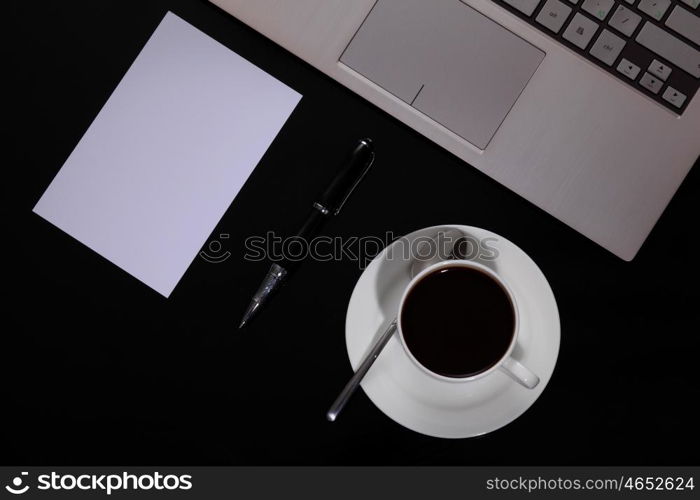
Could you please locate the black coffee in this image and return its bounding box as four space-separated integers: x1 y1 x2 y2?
400 266 515 378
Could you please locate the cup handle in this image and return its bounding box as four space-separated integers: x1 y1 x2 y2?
499 356 540 389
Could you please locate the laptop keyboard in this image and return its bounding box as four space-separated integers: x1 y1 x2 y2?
491 0 699 114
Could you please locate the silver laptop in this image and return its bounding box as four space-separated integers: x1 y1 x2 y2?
210 0 699 260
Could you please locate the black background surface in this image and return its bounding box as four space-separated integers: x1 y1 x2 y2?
4 0 699 464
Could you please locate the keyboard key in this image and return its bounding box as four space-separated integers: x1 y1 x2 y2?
623 0 635 3
608 5 641 37
648 59 672 80
665 6 700 45
582 0 615 20
590 29 626 65
638 0 671 21
503 0 542 16
680 0 698 9
567 0 580 4
636 22 700 78
617 58 641 79
662 86 687 107
563 13 600 49
640 72 663 93
536 0 573 33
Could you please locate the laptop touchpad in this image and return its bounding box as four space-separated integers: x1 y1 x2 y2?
340 0 544 149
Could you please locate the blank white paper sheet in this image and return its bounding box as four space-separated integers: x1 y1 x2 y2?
33 12 302 297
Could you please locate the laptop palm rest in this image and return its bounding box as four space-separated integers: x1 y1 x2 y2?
340 0 545 149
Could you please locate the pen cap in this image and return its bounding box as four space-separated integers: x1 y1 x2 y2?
317 138 375 215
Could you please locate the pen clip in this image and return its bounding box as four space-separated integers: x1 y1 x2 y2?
334 149 375 216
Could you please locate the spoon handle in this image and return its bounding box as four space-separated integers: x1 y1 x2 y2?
326 319 398 422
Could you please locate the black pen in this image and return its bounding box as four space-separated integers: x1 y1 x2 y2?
239 138 375 328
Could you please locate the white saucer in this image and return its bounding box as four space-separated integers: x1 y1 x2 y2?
345 225 560 438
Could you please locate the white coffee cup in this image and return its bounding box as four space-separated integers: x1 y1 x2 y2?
397 259 539 388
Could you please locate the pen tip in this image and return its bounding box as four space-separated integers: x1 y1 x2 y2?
238 319 247 329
